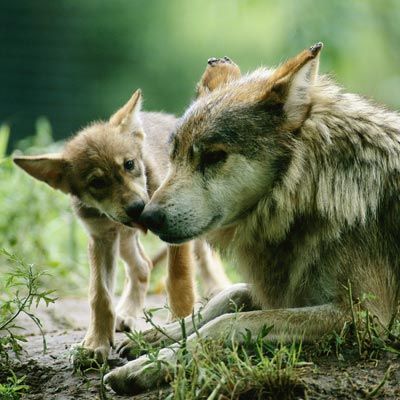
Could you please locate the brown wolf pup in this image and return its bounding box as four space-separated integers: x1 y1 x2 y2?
13 91 229 362
105 43 400 395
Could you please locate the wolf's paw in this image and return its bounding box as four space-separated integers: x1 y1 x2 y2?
70 336 112 367
105 349 174 395
117 326 167 359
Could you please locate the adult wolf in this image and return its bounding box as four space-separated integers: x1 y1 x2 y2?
105 43 400 394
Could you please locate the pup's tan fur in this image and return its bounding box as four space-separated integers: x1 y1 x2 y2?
14 91 229 361
105 45 400 395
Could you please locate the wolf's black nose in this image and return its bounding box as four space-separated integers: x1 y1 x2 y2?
139 205 166 233
125 200 145 221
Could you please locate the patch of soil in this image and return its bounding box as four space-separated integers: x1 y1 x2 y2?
302 354 400 399
2 296 169 399
2 331 169 400
2 297 399 399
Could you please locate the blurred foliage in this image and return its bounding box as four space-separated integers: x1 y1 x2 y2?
0 132 87 294
1 0 400 149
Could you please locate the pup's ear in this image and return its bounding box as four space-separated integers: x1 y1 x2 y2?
196 57 241 98
109 89 142 132
13 154 70 193
266 42 323 128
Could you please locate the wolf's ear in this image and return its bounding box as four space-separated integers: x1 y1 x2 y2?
109 89 142 133
196 57 241 98
267 42 323 128
13 154 70 193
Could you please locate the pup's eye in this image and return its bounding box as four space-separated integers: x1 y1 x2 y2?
124 160 135 171
89 177 107 190
201 150 228 167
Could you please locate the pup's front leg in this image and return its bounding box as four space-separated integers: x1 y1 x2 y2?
115 228 151 331
75 230 119 363
166 242 196 319
194 240 230 296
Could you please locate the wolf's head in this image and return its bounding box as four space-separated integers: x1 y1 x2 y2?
140 44 323 243
14 90 149 228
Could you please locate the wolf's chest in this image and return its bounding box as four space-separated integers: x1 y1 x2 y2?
233 226 332 309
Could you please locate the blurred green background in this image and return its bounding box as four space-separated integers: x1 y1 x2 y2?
2 0 400 149
1 0 400 296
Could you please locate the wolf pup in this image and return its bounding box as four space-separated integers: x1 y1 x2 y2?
14 90 229 362
105 44 400 395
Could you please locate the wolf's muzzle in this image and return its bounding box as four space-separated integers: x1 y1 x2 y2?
138 205 166 235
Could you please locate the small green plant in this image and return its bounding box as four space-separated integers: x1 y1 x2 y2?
69 346 110 400
314 282 400 361
0 249 57 399
0 372 29 400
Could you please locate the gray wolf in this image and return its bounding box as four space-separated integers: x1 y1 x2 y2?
105 43 400 394
13 91 229 362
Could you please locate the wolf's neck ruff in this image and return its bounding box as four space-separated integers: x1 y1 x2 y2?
211 75 400 311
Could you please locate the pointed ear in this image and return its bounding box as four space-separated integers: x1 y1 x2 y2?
109 89 142 132
196 57 241 98
267 42 323 128
13 154 70 193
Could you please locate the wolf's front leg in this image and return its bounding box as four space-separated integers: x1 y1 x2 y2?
107 303 346 395
76 231 119 363
106 345 177 395
118 283 254 358
115 228 151 331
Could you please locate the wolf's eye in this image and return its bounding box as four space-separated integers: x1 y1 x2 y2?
89 177 107 190
201 150 228 168
124 159 135 171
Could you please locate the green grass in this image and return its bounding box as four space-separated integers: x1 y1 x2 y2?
169 334 305 399
0 372 29 400
312 287 400 361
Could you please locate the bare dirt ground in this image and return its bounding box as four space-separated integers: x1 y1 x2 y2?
2 296 400 399
2 296 170 400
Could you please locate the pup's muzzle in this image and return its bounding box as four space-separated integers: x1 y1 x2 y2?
125 200 147 232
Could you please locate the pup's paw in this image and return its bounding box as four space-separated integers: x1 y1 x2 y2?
115 313 139 332
105 350 174 395
70 336 112 367
197 56 241 97
207 56 236 66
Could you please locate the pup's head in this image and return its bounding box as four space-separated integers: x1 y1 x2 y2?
14 90 149 229
140 44 323 243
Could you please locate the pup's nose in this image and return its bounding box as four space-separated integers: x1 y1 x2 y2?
125 200 145 221
139 205 166 233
